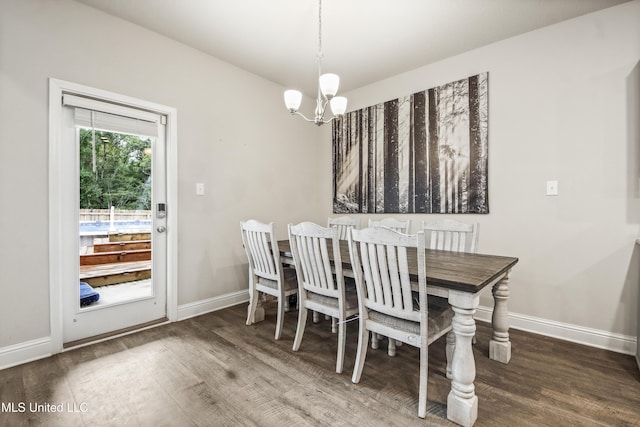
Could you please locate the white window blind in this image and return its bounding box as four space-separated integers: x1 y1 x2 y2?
62 93 161 138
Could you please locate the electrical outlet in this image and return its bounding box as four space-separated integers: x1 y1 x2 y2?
196 183 205 196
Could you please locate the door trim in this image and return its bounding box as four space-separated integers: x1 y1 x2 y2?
48 78 178 354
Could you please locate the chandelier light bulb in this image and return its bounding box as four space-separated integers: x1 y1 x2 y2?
330 96 347 116
284 90 302 112
319 73 340 99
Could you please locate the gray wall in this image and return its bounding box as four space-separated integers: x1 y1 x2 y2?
337 1 640 344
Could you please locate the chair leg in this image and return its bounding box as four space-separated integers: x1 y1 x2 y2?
446 330 455 380
418 342 428 419
274 294 285 340
371 332 379 350
336 316 346 374
312 311 320 323
292 307 308 351
331 317 337 333
289 293 298 310
388 337 396 357
246 289 259 325
351 318 370 384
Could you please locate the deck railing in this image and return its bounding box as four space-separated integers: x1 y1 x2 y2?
79 209 152 222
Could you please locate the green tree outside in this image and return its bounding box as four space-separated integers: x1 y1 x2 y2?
79 129 152 210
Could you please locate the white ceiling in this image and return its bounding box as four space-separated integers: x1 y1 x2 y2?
74 0 629 97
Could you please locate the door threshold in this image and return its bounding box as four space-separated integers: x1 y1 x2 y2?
63 317 169 350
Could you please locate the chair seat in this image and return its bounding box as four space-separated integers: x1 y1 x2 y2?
367 302 453 342
257 267 297 292
306 288 358 311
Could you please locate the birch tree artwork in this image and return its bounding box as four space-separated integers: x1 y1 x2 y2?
332 72 489 214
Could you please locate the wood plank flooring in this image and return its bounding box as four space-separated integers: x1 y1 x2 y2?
1 302 638 426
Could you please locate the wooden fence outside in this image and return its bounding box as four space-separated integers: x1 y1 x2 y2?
79 209 152 222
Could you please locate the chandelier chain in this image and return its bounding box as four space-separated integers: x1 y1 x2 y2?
317 0 323 61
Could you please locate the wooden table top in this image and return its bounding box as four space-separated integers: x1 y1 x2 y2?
277 239 518 294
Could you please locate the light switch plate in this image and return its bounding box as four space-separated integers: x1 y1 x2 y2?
546 180 558 196
196 183 205 196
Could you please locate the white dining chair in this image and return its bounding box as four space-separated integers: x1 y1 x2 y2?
367 217 412 354
288 221 359 374
325 216 360 326
423 218 479 346
327 216 360 240
422 219 479 253
240 219 298 340
368 217 411 233
348 227 454 418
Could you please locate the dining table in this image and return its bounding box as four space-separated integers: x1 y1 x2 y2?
277 239 518 427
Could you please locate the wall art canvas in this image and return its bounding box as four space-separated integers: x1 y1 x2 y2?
332 72 489 214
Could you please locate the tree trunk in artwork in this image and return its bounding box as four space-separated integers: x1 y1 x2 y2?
357 110 363 212
361 109 368 213
384 99 399 212
458 170 466 213
428 88 441 213
367 107 376 213
332 120 339 210
412 92 428 213
408 99 415 213
468 74 482 212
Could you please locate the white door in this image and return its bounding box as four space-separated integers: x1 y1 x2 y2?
59 95 168 344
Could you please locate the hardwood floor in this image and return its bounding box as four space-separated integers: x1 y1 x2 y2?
1 302 638 426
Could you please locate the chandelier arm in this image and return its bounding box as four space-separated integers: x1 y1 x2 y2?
289 111 316 123
321 115 339 125
290 110 340 127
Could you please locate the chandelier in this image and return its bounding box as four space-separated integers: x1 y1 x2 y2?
283 0 347 126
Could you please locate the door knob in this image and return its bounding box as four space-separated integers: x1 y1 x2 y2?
157 225 166 233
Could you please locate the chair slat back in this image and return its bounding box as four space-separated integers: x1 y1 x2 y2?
289 222 343 298
368 217 412 233
349 227 425 322
422 219 478 253
240 219 279 281
328 216 360 240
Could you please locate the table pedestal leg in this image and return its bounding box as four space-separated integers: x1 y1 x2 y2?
447 293 478 427
490 272 511 364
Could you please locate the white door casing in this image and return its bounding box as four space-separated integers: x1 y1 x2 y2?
49 78 178 351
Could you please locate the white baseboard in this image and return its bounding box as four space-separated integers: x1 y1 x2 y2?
0 337 53 371
475 305 638 356
177 290 249 321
